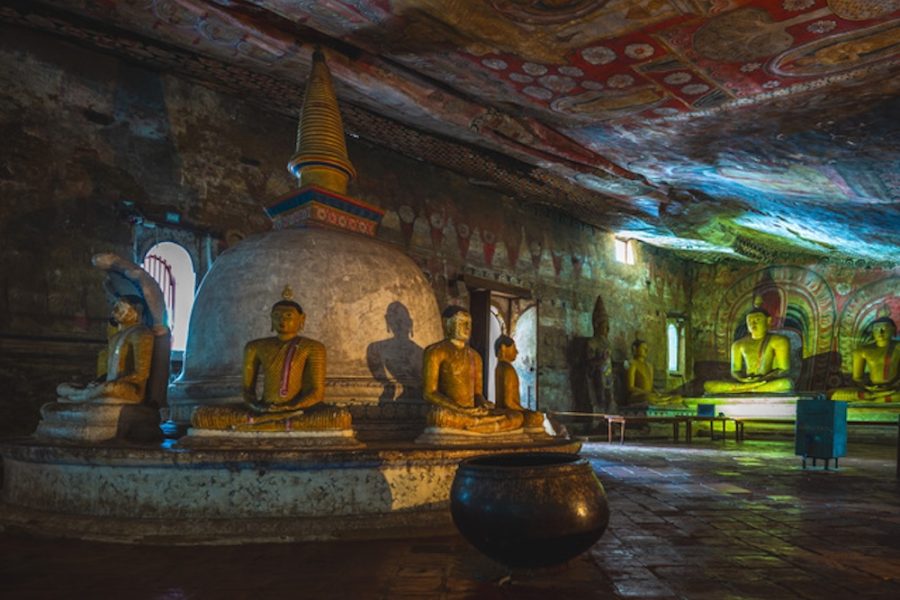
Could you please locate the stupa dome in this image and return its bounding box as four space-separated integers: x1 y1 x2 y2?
168 227 443 416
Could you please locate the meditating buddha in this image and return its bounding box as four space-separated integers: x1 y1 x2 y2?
626 339 682 407
830 316 899 403
57 295 154 404
191 287 351 432
494 335 545 431
422 307 523 434
704 306 794 394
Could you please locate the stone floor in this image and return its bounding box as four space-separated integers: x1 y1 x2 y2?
2 438 899 599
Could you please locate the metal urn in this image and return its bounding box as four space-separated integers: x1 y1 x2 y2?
450 452 609 569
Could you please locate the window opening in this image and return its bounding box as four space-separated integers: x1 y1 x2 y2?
143 242 196 353
614 237 635 265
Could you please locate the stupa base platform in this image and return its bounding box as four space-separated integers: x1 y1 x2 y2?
0 436 580 544
180 428 364 449
415 427 533 446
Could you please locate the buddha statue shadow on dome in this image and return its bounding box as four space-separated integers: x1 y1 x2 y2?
366 301 424 404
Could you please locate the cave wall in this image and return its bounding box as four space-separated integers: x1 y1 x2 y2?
0 25 691 436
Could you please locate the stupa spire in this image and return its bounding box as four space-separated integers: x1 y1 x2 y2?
287 47 356 194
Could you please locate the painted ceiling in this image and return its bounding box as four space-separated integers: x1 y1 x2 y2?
5 0 899 263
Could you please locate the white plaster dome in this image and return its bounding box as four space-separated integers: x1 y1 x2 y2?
169 227 442 412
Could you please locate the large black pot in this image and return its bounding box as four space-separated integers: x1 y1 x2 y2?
450 452 609 569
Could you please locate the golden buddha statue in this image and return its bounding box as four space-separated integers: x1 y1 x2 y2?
421 307 523 434
191 287 351 432
494 335 545 431
57 295 154 404
704 307 794 394
626 339 682 407
830 316 899 403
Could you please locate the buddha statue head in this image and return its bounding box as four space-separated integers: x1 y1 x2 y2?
442 306 472 346
745 306 771 340
112 295 145 328
495 335 517 362
870 316 897 347
631 339 648 360
270 286 305 338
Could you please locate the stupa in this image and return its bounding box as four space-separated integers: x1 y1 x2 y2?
167 49 444 441
0 49 578 543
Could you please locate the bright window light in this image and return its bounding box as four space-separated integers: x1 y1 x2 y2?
614 237 635 265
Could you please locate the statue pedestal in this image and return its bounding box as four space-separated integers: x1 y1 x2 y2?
0 437 580 543
181 428 364 449
415 427 532 446
35 402 161 443
681 394 809 418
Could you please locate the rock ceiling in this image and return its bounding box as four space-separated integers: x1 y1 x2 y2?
4 0 899 264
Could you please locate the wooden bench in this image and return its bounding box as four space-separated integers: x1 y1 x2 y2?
681 416 743 443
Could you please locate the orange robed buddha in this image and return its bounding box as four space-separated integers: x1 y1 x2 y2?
422 307 523 433
57 295 154 405
494 335 545 431
191 288 350 432
830 316 899 403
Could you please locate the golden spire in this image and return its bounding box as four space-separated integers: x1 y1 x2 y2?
287 47 356 194
282 285 294 301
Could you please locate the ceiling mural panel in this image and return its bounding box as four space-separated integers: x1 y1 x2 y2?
4 0 898 263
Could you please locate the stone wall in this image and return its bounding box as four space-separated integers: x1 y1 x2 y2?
0 25 691 436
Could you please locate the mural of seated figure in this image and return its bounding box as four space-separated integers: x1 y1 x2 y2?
190 287 354 438
494 335 546 434
417 307 524 443
704 306 795 394
830 316 899 403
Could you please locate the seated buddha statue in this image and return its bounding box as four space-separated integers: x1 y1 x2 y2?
704 307 794 394
57 295 154 404
421 307 523 434
830 316 899 403
191 288 351 433
494 335 545 432
626 339 682 407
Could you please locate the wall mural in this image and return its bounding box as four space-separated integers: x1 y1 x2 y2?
835 276 900 384
713 266 836 390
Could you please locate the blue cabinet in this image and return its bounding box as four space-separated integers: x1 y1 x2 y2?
795 397 847 469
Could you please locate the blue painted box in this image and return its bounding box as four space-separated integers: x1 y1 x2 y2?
795 396 847 466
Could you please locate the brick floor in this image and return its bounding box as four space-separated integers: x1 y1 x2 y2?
1 439 898 599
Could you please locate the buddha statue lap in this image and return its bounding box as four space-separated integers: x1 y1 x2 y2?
704 307 794 394
57 296 154 405
190 288 352 434
626 340 682 408
830 316 899 403
494 335 546 433
419 307 524 438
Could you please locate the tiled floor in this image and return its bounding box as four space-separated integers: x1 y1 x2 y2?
2 439 899 599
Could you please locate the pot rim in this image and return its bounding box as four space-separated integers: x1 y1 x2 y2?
456 452 590 475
